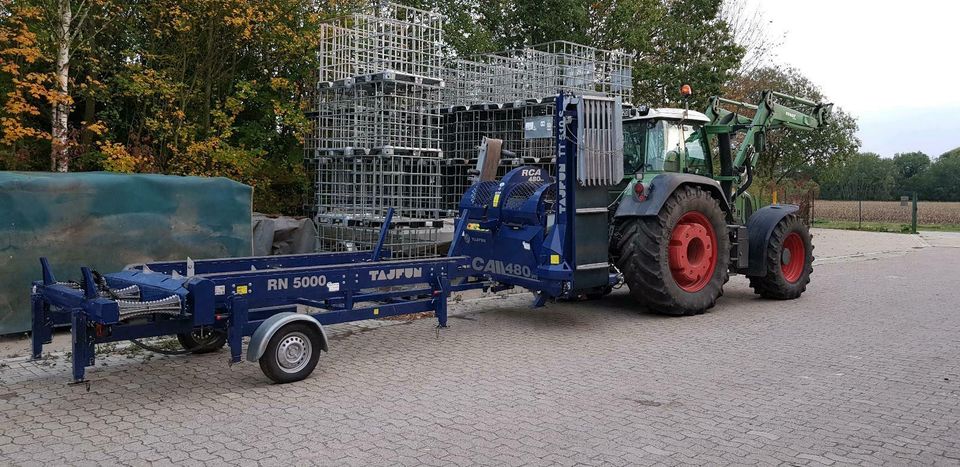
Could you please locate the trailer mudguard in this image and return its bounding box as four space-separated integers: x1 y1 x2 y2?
613 173 730 219
744 204 799 276
246 312 329 363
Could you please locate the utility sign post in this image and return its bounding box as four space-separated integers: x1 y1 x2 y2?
902 193 918 234
912 192 918 234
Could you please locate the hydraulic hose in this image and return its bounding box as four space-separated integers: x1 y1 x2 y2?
128 339 194 356
733 163 753 202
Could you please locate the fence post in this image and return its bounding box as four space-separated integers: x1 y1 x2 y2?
911 191 918 234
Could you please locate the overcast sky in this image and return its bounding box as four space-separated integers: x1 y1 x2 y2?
752 0 960 158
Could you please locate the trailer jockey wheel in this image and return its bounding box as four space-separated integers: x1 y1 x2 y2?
748 213 814 299
177 329 227 354
259 323 322 384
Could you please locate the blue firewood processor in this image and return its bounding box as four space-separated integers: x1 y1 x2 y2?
32 90 826 384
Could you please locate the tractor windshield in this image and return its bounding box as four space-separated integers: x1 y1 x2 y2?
622 120 708 174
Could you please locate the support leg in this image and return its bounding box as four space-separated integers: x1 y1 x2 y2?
532 291 547 308
434 275 449 328
227 296 248 364
31 294 50 359
71 311 93 383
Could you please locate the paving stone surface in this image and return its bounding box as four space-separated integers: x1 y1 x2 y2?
1 243 958 466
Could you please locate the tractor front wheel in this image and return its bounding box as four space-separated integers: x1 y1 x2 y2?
748 214 814 299
614 186 730 316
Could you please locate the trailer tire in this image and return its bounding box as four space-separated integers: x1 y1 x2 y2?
614 185 729 316
258 322 321 384
176 329 227 354
748 214 813 299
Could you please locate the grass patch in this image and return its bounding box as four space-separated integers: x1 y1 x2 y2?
812 219 960 233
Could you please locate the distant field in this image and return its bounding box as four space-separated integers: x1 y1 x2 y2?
814 200 960 232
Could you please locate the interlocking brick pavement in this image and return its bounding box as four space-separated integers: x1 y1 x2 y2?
1 246 959 466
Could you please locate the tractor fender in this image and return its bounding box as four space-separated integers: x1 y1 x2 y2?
745 204 799 276
246 312 329 363
613 173 730 219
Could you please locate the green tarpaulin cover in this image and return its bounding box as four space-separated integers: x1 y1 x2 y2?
0 172 252 335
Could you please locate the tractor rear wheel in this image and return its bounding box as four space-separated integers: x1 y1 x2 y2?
614 186 730 316
748 214 813 299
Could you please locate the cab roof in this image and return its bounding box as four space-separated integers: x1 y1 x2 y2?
624 106 710 123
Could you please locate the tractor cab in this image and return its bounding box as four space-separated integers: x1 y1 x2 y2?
622 107 711 177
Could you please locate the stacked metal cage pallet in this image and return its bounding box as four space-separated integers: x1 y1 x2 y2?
441 40 634 105
438 41 633 214
439 99 556 215
305 3 635 254
306 3 444 258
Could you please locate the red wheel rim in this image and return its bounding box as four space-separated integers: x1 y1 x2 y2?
781 232 805 283
668 212 718 292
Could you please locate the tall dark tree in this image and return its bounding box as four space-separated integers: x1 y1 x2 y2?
915 154 960 201
892 151 930 194
633 0 744 108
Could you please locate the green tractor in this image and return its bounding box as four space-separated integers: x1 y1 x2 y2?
608 88 833 315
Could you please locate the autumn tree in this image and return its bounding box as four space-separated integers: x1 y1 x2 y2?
0 3 53 169
0 0 115 171
36 0 114 171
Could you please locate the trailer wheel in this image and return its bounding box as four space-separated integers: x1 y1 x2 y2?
614 185 730 316
748 214 814 299
177 329 227 354
258 323 321 384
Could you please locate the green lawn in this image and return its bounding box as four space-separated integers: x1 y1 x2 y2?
812 219 960 233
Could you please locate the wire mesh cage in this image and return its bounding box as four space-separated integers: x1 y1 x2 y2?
319 3 443 80
314 76 442 152
454 41 634 105
314 155 441 220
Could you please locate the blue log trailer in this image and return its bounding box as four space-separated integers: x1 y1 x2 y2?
32 91 822 384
